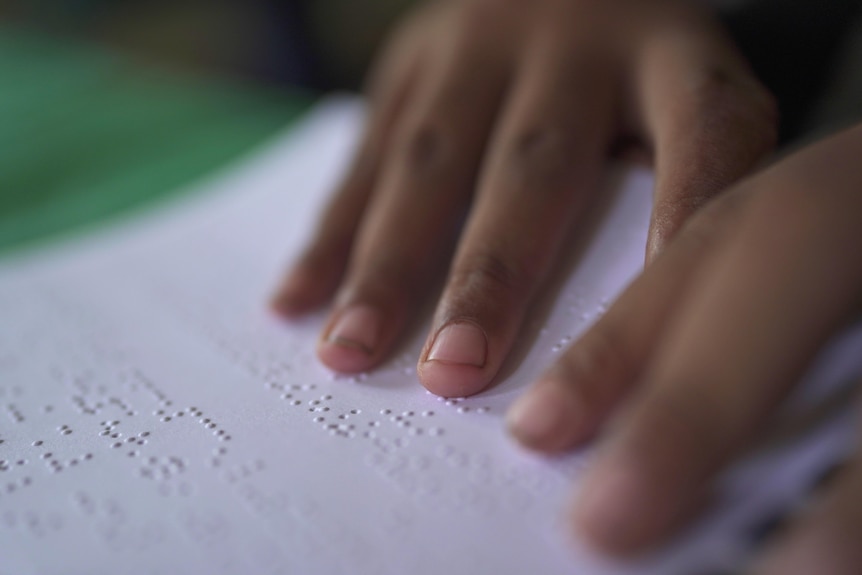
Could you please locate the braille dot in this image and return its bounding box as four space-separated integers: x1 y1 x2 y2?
161 417 171 422
380 409 391 415
62 429 72 435
33 441 43 447
140 432 150 437
422 411 434 417
112 443 122 449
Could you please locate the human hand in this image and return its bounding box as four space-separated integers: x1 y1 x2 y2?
273 0 776 397
505 123 862 573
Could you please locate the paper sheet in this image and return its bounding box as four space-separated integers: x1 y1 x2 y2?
1 98 860 575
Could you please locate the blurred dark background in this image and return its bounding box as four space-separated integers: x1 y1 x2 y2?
0 0 414 90
1 0 861 140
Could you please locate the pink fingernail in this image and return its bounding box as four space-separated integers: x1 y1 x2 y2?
326 305 381 354
427 322 487 367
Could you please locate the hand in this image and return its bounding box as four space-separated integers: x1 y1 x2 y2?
505 123 862 573
273 0 776 397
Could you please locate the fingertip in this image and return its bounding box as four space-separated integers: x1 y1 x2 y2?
317 339 377 373
317 305 384 373
272 268 334 319
505 379 593 453
270 291 313 320
418 361 489 398
418 321 492 397
572 457 653 557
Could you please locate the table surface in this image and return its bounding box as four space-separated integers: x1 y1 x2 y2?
0 25 311 254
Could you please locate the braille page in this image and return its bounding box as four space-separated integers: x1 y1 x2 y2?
1 97 861 575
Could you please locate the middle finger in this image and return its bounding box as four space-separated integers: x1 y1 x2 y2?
418 23 618 397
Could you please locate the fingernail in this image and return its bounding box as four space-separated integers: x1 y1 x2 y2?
426 322 487 367
506 382 577 449
326 305 381 355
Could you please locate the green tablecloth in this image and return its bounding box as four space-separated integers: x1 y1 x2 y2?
0 25 312 254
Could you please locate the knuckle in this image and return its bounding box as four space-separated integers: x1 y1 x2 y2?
396 119 455 181
450 251 537 305
694 68 779 158
457 0 517 34
346 253 420 305
504 125 577 187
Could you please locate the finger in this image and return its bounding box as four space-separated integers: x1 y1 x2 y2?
505 187 747 452
271 14 427 317
573 135 862 554
415 19 619 397
317 5 512 373
755 435 862 575
638 13 777 262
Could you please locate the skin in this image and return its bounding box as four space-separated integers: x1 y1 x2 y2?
505 123 862 572
271 0 777 398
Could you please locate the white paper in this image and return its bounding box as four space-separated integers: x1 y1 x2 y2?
1 98 860 575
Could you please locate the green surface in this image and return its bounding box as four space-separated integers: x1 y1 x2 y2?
0 25 312 254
